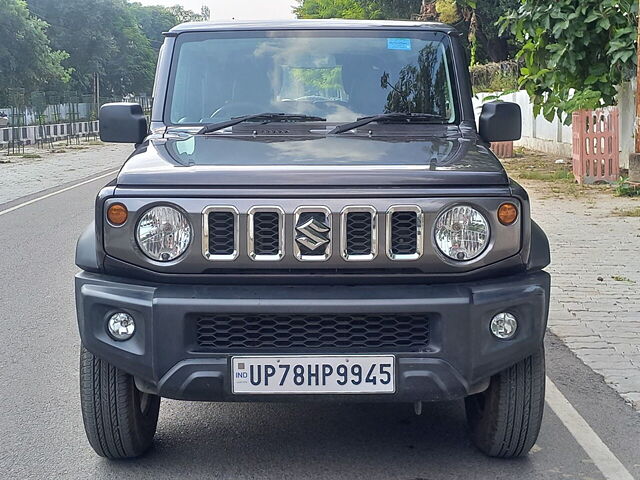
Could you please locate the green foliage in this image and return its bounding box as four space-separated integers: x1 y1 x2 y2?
0 0 203 105
436 0 460 24
615 178 640 197
295 0 520 63
129 2 180 53
295 0 370 19
26 0 157 96
500 0 637 122
0 0 70 105
295 0 425 20
470 61 519 93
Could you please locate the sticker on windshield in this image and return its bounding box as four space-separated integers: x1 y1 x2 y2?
387 38 412 51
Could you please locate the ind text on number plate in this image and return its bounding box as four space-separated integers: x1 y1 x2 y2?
232 355 395 394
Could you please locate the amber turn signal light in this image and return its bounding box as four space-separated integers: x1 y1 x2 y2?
497 203 518 225
107 203 128 226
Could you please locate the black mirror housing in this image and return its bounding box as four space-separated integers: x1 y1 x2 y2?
99 103 148 144
479 102 522 143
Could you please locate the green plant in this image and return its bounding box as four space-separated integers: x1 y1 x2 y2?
615 178 640 197
500 0 637 123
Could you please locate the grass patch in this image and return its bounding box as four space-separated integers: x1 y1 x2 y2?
611 275 636 283
21 153 42 159
50 149 66 153
500 151 591 197
612 207 640 217
615 179 640 197
516 169 574 181
85 140 103 146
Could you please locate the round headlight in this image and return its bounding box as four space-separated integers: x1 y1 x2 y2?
136 206 192 262
434 206 490 261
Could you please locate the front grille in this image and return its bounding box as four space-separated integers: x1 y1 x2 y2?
208 211 235 255
194 313 430 352
202 204 424 262
390 211 418 255
253 212 280 255
346 212 373 255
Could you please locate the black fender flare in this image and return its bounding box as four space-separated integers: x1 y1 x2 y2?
76 221 101 272
528 220 550 271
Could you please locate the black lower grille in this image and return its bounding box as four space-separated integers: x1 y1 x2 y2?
208 211 235 255
391 211 418 255
194 313 430 352
346 212 373 255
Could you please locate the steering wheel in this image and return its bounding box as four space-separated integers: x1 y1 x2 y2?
209 102 265 119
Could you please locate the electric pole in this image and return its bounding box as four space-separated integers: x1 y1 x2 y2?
636 0 640 153
632 1 640 181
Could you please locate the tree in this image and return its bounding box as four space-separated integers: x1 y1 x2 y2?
129 2 181 53
295 0 370 19
27 0 157 96
296 0 519 63
501 0 637 121
0 0 70 105
167 4 207 23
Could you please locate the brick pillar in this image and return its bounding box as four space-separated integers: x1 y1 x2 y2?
572 108 620 184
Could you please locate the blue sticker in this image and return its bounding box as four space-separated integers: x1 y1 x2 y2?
387 38 412 50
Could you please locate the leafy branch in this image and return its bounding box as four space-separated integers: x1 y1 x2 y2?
500 0 637 122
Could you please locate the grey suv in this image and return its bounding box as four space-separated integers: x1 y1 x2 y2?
76 19 550 459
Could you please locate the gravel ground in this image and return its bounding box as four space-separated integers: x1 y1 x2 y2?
0 142 132 205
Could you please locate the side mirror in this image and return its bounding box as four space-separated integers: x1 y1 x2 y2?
479 101 521 143
99 103 148 144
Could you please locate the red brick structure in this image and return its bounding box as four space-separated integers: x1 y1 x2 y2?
571 108 620 184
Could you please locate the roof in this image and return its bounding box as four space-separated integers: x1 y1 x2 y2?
168 18 456 34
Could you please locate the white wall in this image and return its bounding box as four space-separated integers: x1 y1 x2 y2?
0 103 93 125
473 86 635 168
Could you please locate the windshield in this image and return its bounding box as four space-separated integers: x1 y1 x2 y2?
165 30 458 127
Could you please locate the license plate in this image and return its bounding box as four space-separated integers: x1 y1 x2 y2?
231 355 395 394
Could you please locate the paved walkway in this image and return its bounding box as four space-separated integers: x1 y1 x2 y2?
526 185 640 410
0 143 132 205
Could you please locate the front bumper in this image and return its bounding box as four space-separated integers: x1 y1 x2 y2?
75 270 550 402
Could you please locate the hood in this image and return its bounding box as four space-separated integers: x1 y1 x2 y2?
116 134 509 188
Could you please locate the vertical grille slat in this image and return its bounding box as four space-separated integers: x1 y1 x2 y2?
391 211 418 255
208 212 235 255
386 206 423 260
203 206 238 260
254 211 280 255
346 212 373 255
248 207 285 261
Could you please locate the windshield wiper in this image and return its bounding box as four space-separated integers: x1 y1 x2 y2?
328 113 448 135
198 113 326 135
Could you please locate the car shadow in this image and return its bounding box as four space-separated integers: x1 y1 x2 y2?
89 400 557 480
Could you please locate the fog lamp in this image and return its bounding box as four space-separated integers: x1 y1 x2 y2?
490 312 517 340
107 312 135 341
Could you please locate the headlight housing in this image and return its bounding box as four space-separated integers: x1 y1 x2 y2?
136 205 192 261
434 205 490 261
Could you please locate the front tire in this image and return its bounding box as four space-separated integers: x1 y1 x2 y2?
465 346 545 458
79 346 160 459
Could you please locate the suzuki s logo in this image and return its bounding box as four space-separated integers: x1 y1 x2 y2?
294 208 332 260
296 218 330 250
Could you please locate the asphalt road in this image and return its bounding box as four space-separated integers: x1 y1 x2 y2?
1 173 639 480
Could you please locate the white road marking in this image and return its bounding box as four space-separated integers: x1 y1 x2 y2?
546 377 635 480
0 170 118 217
